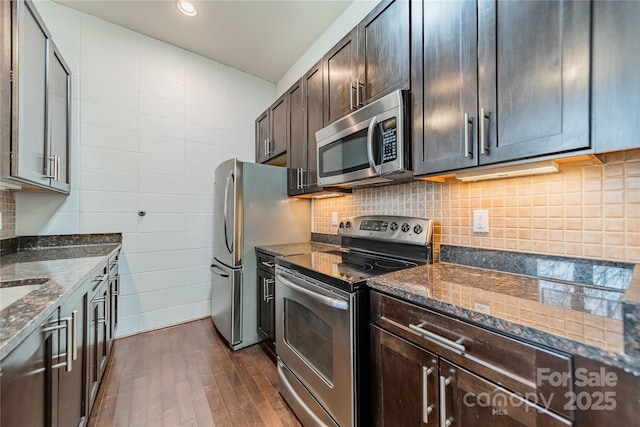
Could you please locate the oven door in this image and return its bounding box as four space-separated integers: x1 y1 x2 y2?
275 266 354 427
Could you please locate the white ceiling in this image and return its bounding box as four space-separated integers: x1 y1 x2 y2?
53 0 353 83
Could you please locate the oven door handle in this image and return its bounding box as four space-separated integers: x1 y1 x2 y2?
277 273 349 311
366 116 381 175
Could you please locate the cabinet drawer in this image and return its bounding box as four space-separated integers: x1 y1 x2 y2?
371 291 573 419
256 250 276 273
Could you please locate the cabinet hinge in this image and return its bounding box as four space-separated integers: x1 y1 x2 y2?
9 70 13 82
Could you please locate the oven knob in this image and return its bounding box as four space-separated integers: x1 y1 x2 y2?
345 221 352 229
339 221 345 229
401 223 410 232
414 224 423 234
390 222 398 231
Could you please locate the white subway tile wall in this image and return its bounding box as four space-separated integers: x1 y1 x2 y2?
14 1 276 337
314 149 640 264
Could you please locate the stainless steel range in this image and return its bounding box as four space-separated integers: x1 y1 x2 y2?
275 215 434 427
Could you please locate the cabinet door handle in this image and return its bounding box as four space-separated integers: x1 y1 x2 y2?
409 322 466 354
44 316 73 372
260 261 275 268
44 156 57 179
350 81 356 110
71 310 78 361
95 273 108 283
55 155 61 181
422 366 434 424
439 376 452 427
479 107 489 155
263 277 275 301
356 79 364 107
463 113 473 158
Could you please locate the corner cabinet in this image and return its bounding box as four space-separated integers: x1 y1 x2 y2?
413 0 591 176
324 0 411 124
255 93 287 165
4 0 71 193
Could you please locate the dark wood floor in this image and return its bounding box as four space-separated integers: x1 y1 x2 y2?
88 319 302 427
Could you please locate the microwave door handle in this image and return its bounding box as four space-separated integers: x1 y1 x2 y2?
366 116 381 175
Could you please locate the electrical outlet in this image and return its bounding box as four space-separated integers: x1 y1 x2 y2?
331 212 338 226
473 210 489 233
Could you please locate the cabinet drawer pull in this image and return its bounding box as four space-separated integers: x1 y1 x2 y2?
94 273 108 282
463 113 473 158
479 107 489 155
409 322 466 354
439 376 452 427
261 261 275 268
422 366 434 423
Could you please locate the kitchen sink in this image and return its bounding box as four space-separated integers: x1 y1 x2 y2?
0 278 49 311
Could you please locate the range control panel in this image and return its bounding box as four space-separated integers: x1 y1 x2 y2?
337 215 433 246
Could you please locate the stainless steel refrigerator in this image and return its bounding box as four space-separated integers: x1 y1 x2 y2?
211 158 311 350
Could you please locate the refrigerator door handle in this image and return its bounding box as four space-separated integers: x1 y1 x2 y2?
223 170 235 254
210 262 230 278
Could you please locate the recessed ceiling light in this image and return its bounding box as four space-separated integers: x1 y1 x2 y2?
176 0 198 17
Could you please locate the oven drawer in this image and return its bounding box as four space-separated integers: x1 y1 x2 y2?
370 291 573 419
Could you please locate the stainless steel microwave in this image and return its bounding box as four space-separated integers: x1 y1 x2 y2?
316 89 411 188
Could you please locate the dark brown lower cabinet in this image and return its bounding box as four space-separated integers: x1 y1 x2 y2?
439 359 570 427
0 314 56 427
371 325 571 427
56 287 88 427
371 324 439 426
88 276 110 408
256 260 276 354
0 252 119 427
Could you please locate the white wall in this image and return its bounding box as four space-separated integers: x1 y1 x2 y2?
16 0 275 336
276 0 380 96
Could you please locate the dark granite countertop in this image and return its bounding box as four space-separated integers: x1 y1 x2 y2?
0 234 121 359
256 241 339 257
368 247 640 374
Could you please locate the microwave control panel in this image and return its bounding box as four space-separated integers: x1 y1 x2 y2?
380 117 397 163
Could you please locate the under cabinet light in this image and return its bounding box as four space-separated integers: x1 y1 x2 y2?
455 160 560 182
177 0 198 17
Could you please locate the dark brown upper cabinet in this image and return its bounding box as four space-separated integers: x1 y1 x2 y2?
286 78 306 195
3 0 71 193
287 62 326 196
413 0 591 176
591 0 640 153
255 93 287 165
323 0 411 125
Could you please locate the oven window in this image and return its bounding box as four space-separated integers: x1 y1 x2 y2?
284 299 334 385
318 128 371 177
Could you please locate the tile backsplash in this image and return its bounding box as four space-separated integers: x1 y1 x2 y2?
0 190 16 238
314 149 640 264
